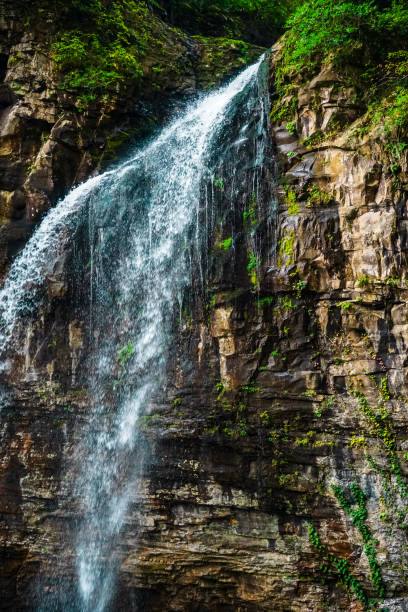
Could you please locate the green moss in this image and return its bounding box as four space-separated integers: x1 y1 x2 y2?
46 0 264 108
247 251 261 289
51 1 158 103
243 192 258 228
153 0 293 45
217 237 232 250
284 188 299 215
306 185 332 207
257 296 275 307
193 36 264 89
278 229 295 267
271 0 408 147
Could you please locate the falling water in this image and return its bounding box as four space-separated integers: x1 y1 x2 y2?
0 56 272 610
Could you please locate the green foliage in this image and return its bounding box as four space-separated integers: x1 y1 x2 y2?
308 523 372 610
215 391 250 439
216 381 227 398
284 188 299 215
352 389 408 498
278 229 295 267
272 0 408 146
331 483 384 597
292 279 306 298
312 395 334 419
51 1 160 104
350 435 367 448
281 0 377 78
217 236 232 250
155 0 298 45
247 251 261 288
114 340 134 386
116 341 134 367
243 192 258 227
357 275 370 287
240 382 260 393
259 410 270 424
306 185 332 207
379 376 391 402
257 296 275 307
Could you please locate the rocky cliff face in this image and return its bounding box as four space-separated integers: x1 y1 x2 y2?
0 1 262 281
1 19 408 612
124 53 408 611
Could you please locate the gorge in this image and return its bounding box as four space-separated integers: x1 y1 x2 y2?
1 1 408 611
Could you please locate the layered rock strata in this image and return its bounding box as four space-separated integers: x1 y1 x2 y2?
1 34 408 612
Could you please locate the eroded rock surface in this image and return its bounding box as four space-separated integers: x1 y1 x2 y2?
1 29 408 612
0 2 262 280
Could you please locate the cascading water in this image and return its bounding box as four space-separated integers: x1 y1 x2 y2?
0 55 272 610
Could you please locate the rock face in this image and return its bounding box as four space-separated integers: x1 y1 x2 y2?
1 26 408 612
0 1 262 281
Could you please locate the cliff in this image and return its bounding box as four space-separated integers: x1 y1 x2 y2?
0 0 262 279
127 49 408 611
1 1 408 611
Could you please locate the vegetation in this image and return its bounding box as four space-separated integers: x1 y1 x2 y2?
284 187 299 215
19 0 267 108
154 0 299 45
243 192 258 228
50 1 162 105
247 251 261 288
114 340 134 385
278 228 295 267
331 483 384 598
308 523 373 610
272 0 408 146
351 388 408 499
217 236 232 250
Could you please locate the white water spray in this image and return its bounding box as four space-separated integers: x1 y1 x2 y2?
0 57 270 611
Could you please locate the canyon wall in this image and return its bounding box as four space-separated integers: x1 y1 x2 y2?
1 6 408 612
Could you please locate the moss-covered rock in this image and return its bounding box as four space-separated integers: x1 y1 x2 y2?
0 0 265 279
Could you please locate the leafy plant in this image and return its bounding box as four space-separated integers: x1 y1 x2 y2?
247 251 261 288
278 229 295 267
50 0 168 105
240 382 260 393
257 296 274 307
217 237 232 250
357 276 370 287
308 523 372 609
155 0 296 44
331 483 384 598
243 192 258 227
116 341 134 367
272 0 408 148
284 188 299 215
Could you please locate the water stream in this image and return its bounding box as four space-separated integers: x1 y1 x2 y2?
0 56 271 610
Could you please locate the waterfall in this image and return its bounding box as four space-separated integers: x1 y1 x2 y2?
0 55 271 610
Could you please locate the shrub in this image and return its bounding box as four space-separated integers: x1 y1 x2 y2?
272 0 408 145
51 1 159 104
